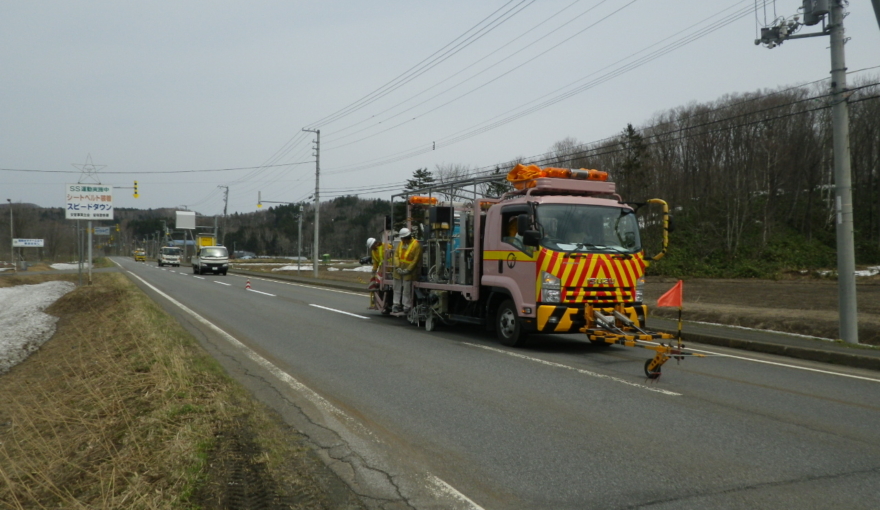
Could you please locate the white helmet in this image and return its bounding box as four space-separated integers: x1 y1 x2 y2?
366 237 376 251
398 227 412 239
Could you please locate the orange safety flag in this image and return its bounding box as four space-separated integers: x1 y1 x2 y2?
657 280 683 308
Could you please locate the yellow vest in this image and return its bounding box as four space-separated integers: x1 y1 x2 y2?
396 239 420 264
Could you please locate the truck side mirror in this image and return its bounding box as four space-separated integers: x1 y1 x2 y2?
523 230 541 246
516 214 531 235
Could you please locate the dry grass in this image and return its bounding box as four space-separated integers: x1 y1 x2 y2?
0 273 352 509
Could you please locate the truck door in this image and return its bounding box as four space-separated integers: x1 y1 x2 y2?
483 205 538 314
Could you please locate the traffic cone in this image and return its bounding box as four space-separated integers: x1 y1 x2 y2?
246 279 251 290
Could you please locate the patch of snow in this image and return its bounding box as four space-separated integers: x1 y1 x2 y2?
818 266 880 278
50 262 91 270
343 266 374 272
855 266 880 277
327 267 339 271
272 265 314 271
0 281 76 374
235 262 302 267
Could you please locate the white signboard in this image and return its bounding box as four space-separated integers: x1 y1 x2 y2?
65 184 114 220
176 210 196 230
94 227 111 235
13 238 44 248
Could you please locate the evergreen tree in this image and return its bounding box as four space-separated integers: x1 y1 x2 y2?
405 168 435 192
484 166 514 197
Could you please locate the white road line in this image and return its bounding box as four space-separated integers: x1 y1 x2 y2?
229 274 365 297
247 288 276 297
122 269 480 510
193 276 205 280
465 343 681 396
309 304 370 320
214 281 231 286
686 346 880 383
427 475 486 510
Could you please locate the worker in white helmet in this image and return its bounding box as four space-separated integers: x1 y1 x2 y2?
392 227 421 315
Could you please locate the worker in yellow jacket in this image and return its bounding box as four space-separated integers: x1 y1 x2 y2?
365 237 390 310
392 228 421 314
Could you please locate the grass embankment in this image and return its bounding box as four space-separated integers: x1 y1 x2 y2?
0 273 362 509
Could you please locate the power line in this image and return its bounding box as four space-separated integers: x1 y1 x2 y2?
323 0 637 151
0 161 314 174
321 1 757 176
317 87 880 198
305 1 535 129
320 0 595 144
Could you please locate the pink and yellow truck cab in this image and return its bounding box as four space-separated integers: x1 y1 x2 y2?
371 164 695 378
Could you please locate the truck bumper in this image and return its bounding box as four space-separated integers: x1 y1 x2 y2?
534 304 647 333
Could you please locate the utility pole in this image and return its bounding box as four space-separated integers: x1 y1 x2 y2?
7 199 14 274
220 185 229 246
298 204 303 275
303 128 321 278
755 0 858 344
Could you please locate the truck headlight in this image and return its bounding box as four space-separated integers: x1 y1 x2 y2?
541 271 561 303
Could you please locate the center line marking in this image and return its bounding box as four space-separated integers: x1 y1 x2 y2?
309 304 370 320
685 347 880 383
194 276 205 280
465 343 681 396
214 281 231 286
247 288 276 296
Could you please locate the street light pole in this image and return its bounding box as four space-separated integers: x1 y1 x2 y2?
7 199 14 274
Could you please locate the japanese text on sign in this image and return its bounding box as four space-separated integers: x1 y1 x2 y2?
13 239 44 248
65 184 114 220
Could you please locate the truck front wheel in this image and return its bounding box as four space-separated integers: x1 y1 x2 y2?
496 299 526 347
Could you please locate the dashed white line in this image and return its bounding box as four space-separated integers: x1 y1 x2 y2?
247 288 276 297
214 281 231 286
309 304 370 320
229 274 365 297
465 343 681 396
193 276 205 280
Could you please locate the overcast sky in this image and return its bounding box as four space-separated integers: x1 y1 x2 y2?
2 1 878 218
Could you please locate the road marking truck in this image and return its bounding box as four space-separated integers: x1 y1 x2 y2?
372 164 701 378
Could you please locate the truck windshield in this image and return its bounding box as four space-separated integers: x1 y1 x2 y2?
535 204 641 254
161 247 181 255
202 247 227 258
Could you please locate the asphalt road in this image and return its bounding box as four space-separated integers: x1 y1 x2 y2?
113 257 880 510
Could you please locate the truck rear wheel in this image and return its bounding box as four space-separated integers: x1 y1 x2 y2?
496 299 526 347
